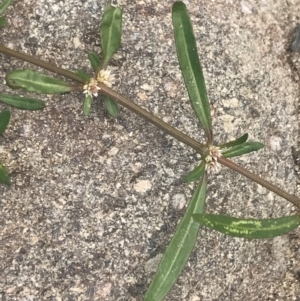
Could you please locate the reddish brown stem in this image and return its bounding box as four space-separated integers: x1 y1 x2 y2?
218 156 300 209
0 43 299 209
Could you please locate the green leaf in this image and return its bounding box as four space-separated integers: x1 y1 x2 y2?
193 214 300 239
222 142 264 158
219 133 248 149
76 70 90 82
100 5 122 69
184 160 206 183
0 108 10 135
0 162 10 185
144 174 207 301
0 94 45 110
88 52 101 71
83 95 92 116
172 2 212 142
104 96 118 118
0 17 6 27
6 69 75 94
0 0 12 15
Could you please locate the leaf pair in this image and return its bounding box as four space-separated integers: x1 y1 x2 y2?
145 174 300 301
219 133 264 158
81 51 119 117
145 4 286 300
78 6 122 117
173 1 264 160
174 1 263 185
3 69 74 111
184 133 264 183
4 5 123 118
81 3 122 76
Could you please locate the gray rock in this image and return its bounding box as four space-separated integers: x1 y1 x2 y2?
0 1 299 300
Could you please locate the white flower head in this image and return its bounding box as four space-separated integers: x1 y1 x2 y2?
206 160 221 174
209 146 221 161
205 155 213 163
97 69 115 88
83 78 101 97
205 145 221 174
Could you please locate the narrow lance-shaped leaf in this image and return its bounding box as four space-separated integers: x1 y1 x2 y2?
221 142 264 158
88 52 101 71
0 163 10 185
184 160 206 183
219 133 248 149
0 17 6 27
76 70 90 82
193 214 300 239
83 95 92 116
0 108 10 135
0 94 45 110
144 174 208 301
99 5 122 69
6 69 76 94
0 0 12 15
172 2 212 142
104 96 118 118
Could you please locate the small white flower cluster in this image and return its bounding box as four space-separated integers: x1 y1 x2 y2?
205 146 221 173
83 78 100 98
97 69 115 88
83 69 115 98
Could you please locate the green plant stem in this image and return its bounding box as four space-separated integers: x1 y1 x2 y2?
0 44 299 209
0 44 206 154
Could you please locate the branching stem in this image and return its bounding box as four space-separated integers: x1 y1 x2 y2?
0 44 299 209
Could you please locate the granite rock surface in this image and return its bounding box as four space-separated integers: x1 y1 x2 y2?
0 0 300 300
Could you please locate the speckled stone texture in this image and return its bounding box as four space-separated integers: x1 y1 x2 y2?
0 0 300 300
